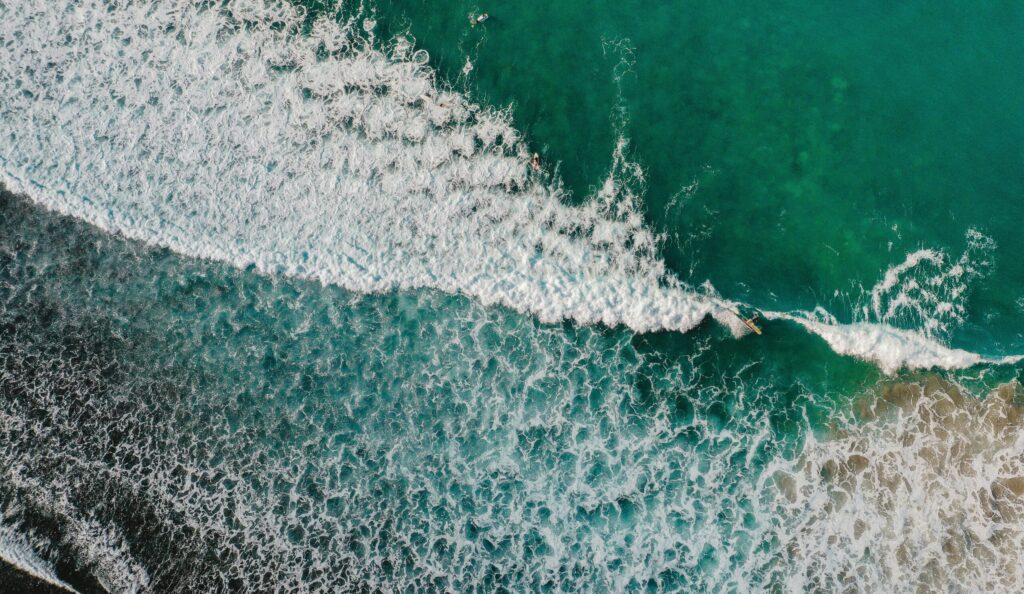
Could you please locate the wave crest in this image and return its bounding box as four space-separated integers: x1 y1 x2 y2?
0 0 1016 374
0 0 715 336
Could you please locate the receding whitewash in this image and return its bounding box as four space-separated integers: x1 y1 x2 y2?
0 0 1014 374
0 516 80 594
769 380 1024 592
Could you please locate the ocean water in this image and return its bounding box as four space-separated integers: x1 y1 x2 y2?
0 1 1022 592
367 0 1024 347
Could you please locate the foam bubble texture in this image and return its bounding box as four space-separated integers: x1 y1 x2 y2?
0 0 1013 380
2 194 1023 593
0 0 715 336
866 230 995 339
0 510 80 593
771 379 1024 592
764 312 988 374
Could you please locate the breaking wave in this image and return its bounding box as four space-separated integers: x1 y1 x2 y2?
0 0 1016 396
760 229 1019 374
0 0 716 334
0 511 80 593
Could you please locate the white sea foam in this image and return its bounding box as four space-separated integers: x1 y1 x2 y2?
2 204 1024 592
0 0 1015 374
762 231 1018 374
770 379 1024 592
4 288 1023 592
10 480 150 594
866 229 995 338
762 311 1008 374
0 510 80 593
0 0 716 334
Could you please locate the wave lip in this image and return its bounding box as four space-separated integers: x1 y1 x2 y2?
766 312 989 374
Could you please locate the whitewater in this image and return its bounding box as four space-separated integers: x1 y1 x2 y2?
0 0 1014 376
3 2 1024 593
2 195 1022 592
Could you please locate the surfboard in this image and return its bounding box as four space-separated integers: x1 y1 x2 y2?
730 310 763 335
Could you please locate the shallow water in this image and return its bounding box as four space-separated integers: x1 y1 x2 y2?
0 1 1022 592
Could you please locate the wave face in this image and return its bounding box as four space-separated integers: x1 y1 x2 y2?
0 0 715 335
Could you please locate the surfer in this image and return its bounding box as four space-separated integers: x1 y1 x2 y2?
530 152 541 173
730 308 763 335
743 312 762 335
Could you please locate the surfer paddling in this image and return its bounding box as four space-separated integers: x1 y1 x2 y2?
530 152 541 173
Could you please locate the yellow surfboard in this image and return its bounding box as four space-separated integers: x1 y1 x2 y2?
730 310 763 335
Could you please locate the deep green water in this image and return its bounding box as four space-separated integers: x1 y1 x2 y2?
0 0 1023 592
361 0 1024 353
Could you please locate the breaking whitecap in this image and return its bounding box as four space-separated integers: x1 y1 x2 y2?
0 0 716 335
0 0 1014 375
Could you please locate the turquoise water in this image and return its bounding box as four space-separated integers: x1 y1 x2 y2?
366 0 1024 352
0 1 1022 592
0 190 851 591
